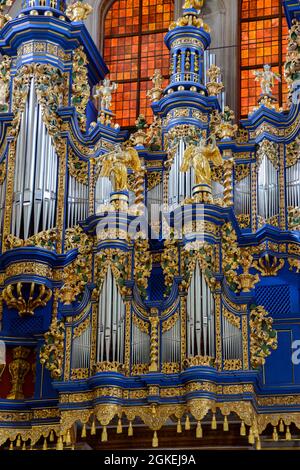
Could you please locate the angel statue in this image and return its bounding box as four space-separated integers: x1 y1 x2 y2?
100 145 142 191
254 64 281 96
94 78 118 111
180 135 223 186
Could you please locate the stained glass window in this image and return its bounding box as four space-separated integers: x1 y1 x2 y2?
103 0 174 128
240 0 289 118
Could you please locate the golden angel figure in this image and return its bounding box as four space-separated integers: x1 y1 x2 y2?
180 135 223 186
100 146 142 191
253 64 281 96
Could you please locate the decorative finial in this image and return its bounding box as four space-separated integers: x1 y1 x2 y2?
65 0 92 22
206 64 224 96
183 0 204 11
253 64 281 97
147 69 164 102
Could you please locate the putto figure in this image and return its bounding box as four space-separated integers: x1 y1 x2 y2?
94 78 118 111
180 135 223 186
100 146 142 191
254 64 281 96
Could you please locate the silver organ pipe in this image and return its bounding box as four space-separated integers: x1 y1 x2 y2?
168 139 194 207
128 190 135 206
161 317 181 363
212 180 224 200
71 322 91 369
12 79 58 239
67 174 88 228
222 316 242 361
147 181 163 227
96 267 125 363
234 175 251 216
131 323 150 365
286 161 300 209
258 155 279 221
186 262 215 358
95 176 112 214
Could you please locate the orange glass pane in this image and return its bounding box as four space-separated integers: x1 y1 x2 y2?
103 0 174 127
240 0 289 117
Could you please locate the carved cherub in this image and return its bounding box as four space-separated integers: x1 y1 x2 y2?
94 78 118 111
254 64 281 96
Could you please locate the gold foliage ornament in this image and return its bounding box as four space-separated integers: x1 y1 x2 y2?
284 19 300 98
3 282 52 317
180 243 216 291
40 318 65 379
134 238 152 299
65 0 93 22
6 347 31 400
72 46 90 131
250 305 277 369
94 249 129 298
0 1 12 30
0 55 11 112
59 226 93 304
161 238 179 296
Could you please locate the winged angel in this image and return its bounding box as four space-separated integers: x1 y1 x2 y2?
180 135 223 186
100 146 142 191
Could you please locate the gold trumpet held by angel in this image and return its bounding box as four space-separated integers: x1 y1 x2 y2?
180 135 223 186
100 145 142 191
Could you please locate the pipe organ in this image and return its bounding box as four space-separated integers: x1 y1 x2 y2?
286 161 300 209
161 316 181 364
72 321 91 370
96 267 125 364
234 174 251 216
0 0 299 452
257 154 279 222
186 263 215 359
67 173 88 228
12 79 58 239
168 140 195 206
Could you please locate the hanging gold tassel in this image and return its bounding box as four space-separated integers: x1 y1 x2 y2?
185 415 191 431
22 442 26 451
279 419 284 433
240 421 246 436
177 419 182 434
196 421 203 438
9 440 13 451
272 426 278 442
211 413 217 430
49 430 54 442
223 416 229 432
286 426 291 441
256 437 261 450
91 417 96 436
128 421 133 436
248 427 254 445
81 424 87 438
43 437 48 451
56 436 63 451
152 431 158 448
66 429 71 445
16 435 21 447
117 418 122 434
101 426 108 442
